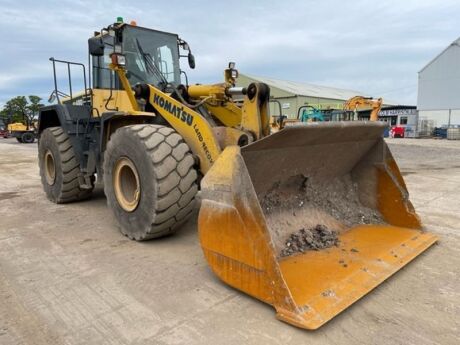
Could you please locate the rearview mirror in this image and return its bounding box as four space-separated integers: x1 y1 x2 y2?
48 91 56 104
188 52 196 69
88 37 105 56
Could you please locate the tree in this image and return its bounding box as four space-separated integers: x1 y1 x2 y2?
27 95 44 125
0 96 26 125
0 95 44 128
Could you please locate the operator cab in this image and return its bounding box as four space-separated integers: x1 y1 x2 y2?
89 19 194 91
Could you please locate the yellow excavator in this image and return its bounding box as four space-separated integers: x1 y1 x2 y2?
37 19 436 330
344 95 383 121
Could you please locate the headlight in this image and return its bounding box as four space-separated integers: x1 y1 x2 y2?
111 53 126 66
117 55 126 66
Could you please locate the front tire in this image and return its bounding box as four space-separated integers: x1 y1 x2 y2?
38 127 94 203
22 132 35 143
103 124 198 240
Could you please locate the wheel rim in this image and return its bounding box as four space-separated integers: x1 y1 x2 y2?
44 150 56 185
113 157 141 212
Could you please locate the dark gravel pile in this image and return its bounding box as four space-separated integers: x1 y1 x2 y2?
259 173 384 257
280 224 339 257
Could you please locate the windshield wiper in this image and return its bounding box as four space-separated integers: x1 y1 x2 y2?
135 38 168 85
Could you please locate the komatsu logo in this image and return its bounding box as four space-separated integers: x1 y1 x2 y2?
153 94 194 126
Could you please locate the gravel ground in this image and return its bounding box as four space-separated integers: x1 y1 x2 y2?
0 137 459 345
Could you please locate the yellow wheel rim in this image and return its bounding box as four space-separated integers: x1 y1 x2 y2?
113 157 141 212
44 150 56 185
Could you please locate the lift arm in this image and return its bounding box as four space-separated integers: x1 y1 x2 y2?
110 58 270 174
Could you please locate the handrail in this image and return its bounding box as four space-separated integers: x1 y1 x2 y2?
49 57 88 104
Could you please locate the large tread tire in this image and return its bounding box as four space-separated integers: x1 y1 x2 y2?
103 124 198 240
38 127 94 203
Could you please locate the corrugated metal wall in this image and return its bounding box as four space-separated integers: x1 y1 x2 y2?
418 41 460 112
418 109 460 127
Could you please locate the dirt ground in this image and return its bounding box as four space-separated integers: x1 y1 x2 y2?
0 137 459 345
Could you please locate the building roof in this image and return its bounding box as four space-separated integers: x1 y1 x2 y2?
241 74 369 101
419 37 460 74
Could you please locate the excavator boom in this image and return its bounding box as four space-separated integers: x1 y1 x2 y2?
344 95 383 121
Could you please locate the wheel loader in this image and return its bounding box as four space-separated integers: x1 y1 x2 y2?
8 122 36 143
37 19 437 330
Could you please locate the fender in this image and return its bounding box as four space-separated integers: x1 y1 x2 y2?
38 104 98 178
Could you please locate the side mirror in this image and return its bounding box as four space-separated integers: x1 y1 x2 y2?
48 91 56 104
188 52 196 69
88 37 105 56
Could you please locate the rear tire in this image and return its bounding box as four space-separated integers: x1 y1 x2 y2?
22 132 35 143
103 124 198 240
16 137 23 143
38 127 94 203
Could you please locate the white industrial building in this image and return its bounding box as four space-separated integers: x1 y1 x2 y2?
418 38 460 127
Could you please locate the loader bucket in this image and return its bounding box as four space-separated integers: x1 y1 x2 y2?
198 121 437 330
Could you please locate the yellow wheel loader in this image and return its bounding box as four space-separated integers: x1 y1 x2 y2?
37 19 437 330
8 122 36 143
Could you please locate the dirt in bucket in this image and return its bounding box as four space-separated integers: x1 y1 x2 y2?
260 174 384 257
280 224 339 257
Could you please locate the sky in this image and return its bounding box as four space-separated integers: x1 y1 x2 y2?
0 0 459 108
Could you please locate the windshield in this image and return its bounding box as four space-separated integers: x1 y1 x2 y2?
123 26 180 87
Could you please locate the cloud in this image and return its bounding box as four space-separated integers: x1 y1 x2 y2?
0 0 459 105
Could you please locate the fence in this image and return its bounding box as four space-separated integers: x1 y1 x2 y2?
417 118 435 137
